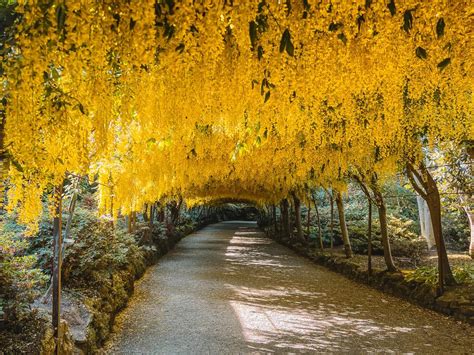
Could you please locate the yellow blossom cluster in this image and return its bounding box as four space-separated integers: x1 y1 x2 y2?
2 0 472 232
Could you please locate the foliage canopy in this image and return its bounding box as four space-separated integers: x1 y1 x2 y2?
1 0 472 233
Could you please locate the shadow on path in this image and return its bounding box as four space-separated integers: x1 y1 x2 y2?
105 221 473 354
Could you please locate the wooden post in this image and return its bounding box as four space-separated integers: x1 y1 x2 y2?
52 185 63 355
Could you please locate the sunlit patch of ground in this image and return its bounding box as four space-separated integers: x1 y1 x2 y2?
105 221 474 354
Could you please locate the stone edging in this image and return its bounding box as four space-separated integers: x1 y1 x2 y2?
38 225 198 354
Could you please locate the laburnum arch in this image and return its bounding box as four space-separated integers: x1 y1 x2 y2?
0 1 472 285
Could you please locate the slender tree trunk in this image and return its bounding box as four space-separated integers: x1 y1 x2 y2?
466 210 474 259
372 188 398 272
311 194 323 249
306 204 311 236
280 202 284 234
328 191 334 249
281 198 290 239
149 204 154 228
417 196 436 248
426 187 455 285
335 191 353 258
170 197 183 225
460 198 474 259
407 162 456 290
52 185 63 355
315 202 323 250
42 190 77 304
368 198 373 277
127 214 132 233
159 206 165 223
143 204 149 222
132 211 137 232
0 112 5 211
292 193 304 242
272 205 278 233
288 199 294 238
354 175 397 272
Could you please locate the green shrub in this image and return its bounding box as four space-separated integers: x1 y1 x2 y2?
405 265 474 286
0 227 48 321
348 215 427 263
404 266 438 286
62 217 144 289
452 264 474 284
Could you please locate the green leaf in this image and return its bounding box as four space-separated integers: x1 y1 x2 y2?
56 3 66 32
337 33 347 45
11 158 23 173
257 45 264 60
437 57 451 70
415 47 427 59
436 18 445 38
328 22 342 32
387 0 396 16
303 0 310 11
280 29 294 57
264 91 270 103
286 38 294 56
77 103 86 115
403 10 413 33
261 78 267 96
279 29 289 53
175 43 185 53
249 21 257 49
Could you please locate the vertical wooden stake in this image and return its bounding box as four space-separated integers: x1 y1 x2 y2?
52 185 63 355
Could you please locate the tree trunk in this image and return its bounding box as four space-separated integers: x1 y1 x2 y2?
272 205 278 233
367 198 373 277
52 185 63 355
143 204 149 222
132 211 137 232
43 189 78 304
169 197 183 225
0 111 5 211
335 191 353 258
281 198 290 239
159 206 165 223
417 195 436 249
127 214 132 233
353 174 397 272
292 194 304 242
407 162 456 290
306 205 311 236
460 196 474 259
280 201 284 234
372 187 398 272
311 194 323 249
149 204 154 227
328 191 334 249
465 209 474 259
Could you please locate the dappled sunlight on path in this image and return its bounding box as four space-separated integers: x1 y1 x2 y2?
106 221 473 354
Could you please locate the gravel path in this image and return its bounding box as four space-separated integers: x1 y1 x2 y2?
105 221 473 354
